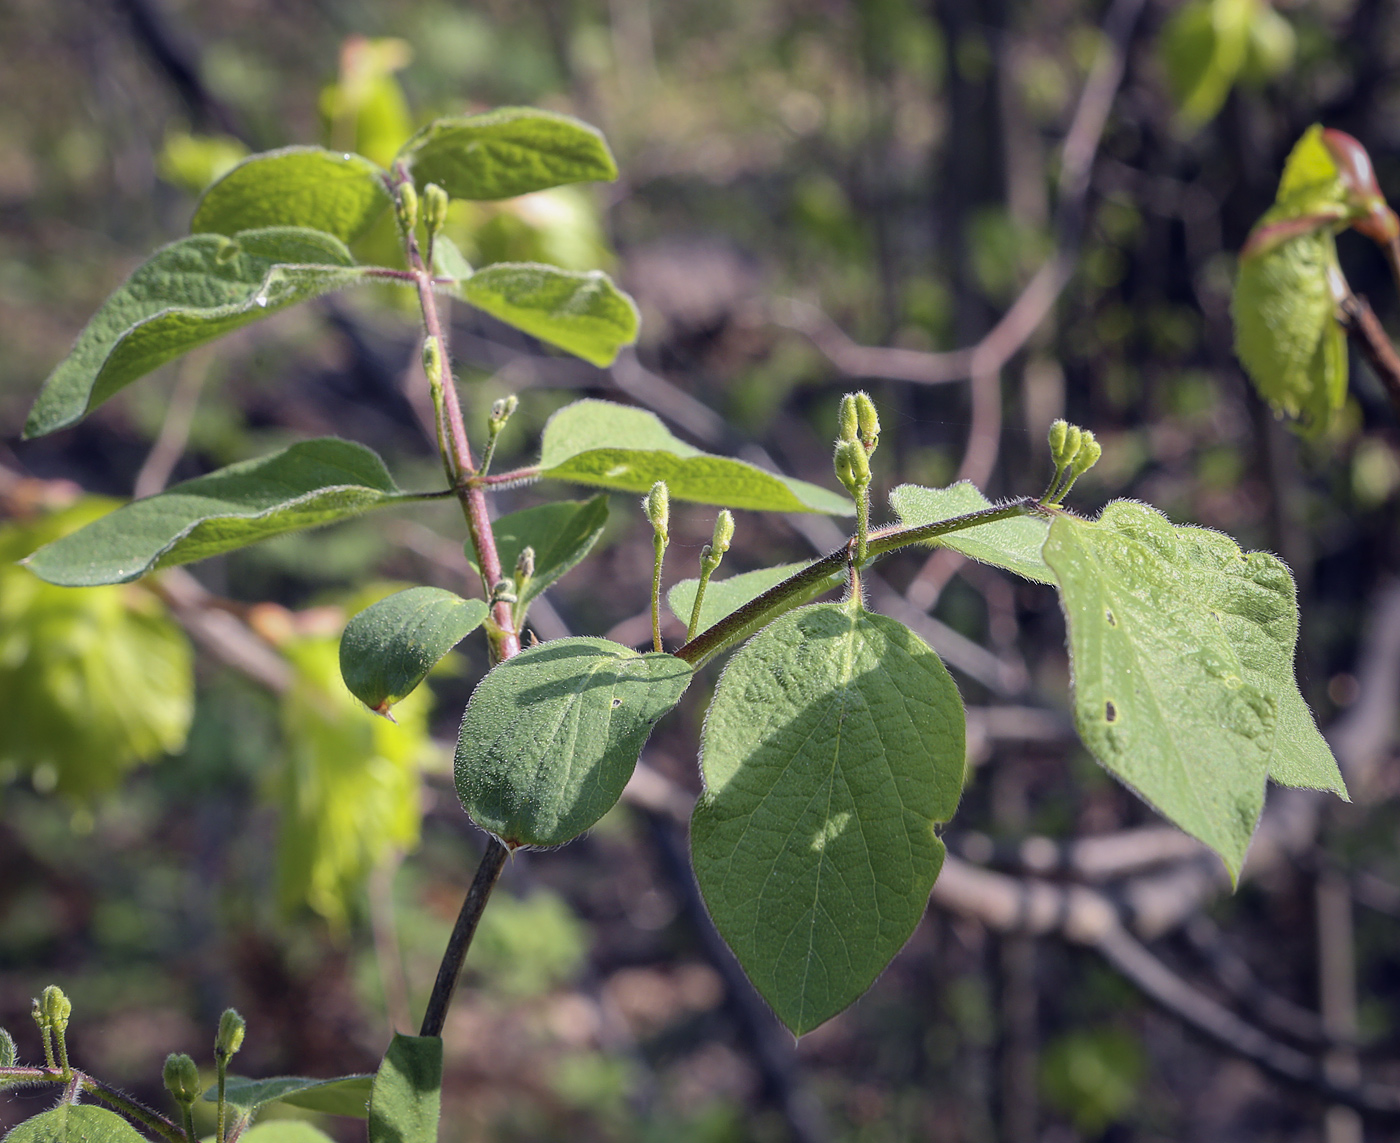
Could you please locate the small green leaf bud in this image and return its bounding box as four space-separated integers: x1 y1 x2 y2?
514 546 535 583
422 337 443 387
1069 431 1102 478
40 986 70 1033
395 182 419 233
423 183 449 237
855 392 880 450
215 1009 245 1060
0 1027 15 1068
837 394 860 443
833 439 870 492
710 509 734 555
163 1053 201 1106
489 395 518 433
645 481 670 543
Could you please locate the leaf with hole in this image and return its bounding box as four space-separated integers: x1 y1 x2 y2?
210 1074 373 1119
24 228 369 438
538 400 852 514
466 495 610 618
460 263 638 367
368 1035 441 1143
1041 501 1316 879
24 439 438 586
667 561 814 632
191 147 392 244
889 482 1053 584
455 637 692 847
397 107 617 201
691 601 965 1035
340 587 489 714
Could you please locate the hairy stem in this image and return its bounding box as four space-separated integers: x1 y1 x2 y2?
419 836 511 1038
77 1074 185 1143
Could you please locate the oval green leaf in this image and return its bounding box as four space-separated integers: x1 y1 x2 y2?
467 495 610 616
889 482 1054 583
210 1074 373 1118
340 587 489 714
1041 501 1321 879
691 601 965 1035
667 561 814 632
455 637 692 847
368 1035 442 1143
461 263 639 367
5 1105 148 1143
240 1126 338 1143
24 228 368 438
191 147 392 244
538 400 852 514
25 439 437 586
1160 0 1253 130
397 108 617 201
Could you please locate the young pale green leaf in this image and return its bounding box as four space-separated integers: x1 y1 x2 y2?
1232 227 1346 429
25 439 435 586
461 263 638 367
25 228 365 438
1159 0 1255 130
455 637 692 847
1043 501 1295 879
538 400 852 514
368 1035 442 1143
888 482 1054 584
1171 523 1345 796
1273 124 1346 219
431 234 473 283
691 601 965 1035
397 107 617 201
340 587 489 714
191 147 392 244
240 1125 339 1143
667 561 813 632
210 1074 373 1118
466 495 610 612
4 1105 148 1143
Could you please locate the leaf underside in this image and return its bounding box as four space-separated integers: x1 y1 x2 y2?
691 602 965 1035
538 400 852 514
24 439 430 586
468 495 610 612
25 228 365 438
340 587 489 712
667 561 814 632
888 482 1054 584
211 1074 374 1119
455 637 692 848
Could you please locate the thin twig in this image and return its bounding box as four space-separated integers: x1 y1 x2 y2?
1339 293 1400 425
134 350 210 499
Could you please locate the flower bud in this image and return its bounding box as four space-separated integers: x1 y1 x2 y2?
645 481 670 543
711 510 734 555
490 395 518 431
215 1009 245 1060
395 183 419 233
423 183 449 237
163 1053 201 1106
491 578 517 604
1048 419 1068 461
40 986 70 1033
855 393 880 450
834 439 869 491
422 337 443 387
514 546 535 582
1069 431 1102 478
837 395 860 443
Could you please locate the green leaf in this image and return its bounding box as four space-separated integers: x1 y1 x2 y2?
467 496 610 616
1160 0 1255 130
191 147 392 244
1232 226 1347 429
397 108 617 201
0 1028 13 1067
1042 501 1298 879
340 587 489 714
888 482 1054 584
211 1075 373 1118
461 263 639 367
1273 124 1345 219
25 439 436 586
667 561 813 631
691 601 965 1035
4 1104 148 1143
538 400 853 514
1170 523 1345 796
455 637 692 847
239 1125 338 1143
25 228 366 438
368 1035 442 1143
431 234 473 282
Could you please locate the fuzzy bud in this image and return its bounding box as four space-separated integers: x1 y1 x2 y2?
710 509 734 555
490 577 517 604
0 1027 15 1068
837 395 860 443
854 392 880 450
215 1009 245 1060
645 481 670 543
423 183 449 237
514 546 535 582
422 337 443 387
834 439 869 492
39 987 70 1033
1051 422 1082 470
1048 419 1068 460
395 183 419 234
163 1053 201 1106
1069 431 1102 478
